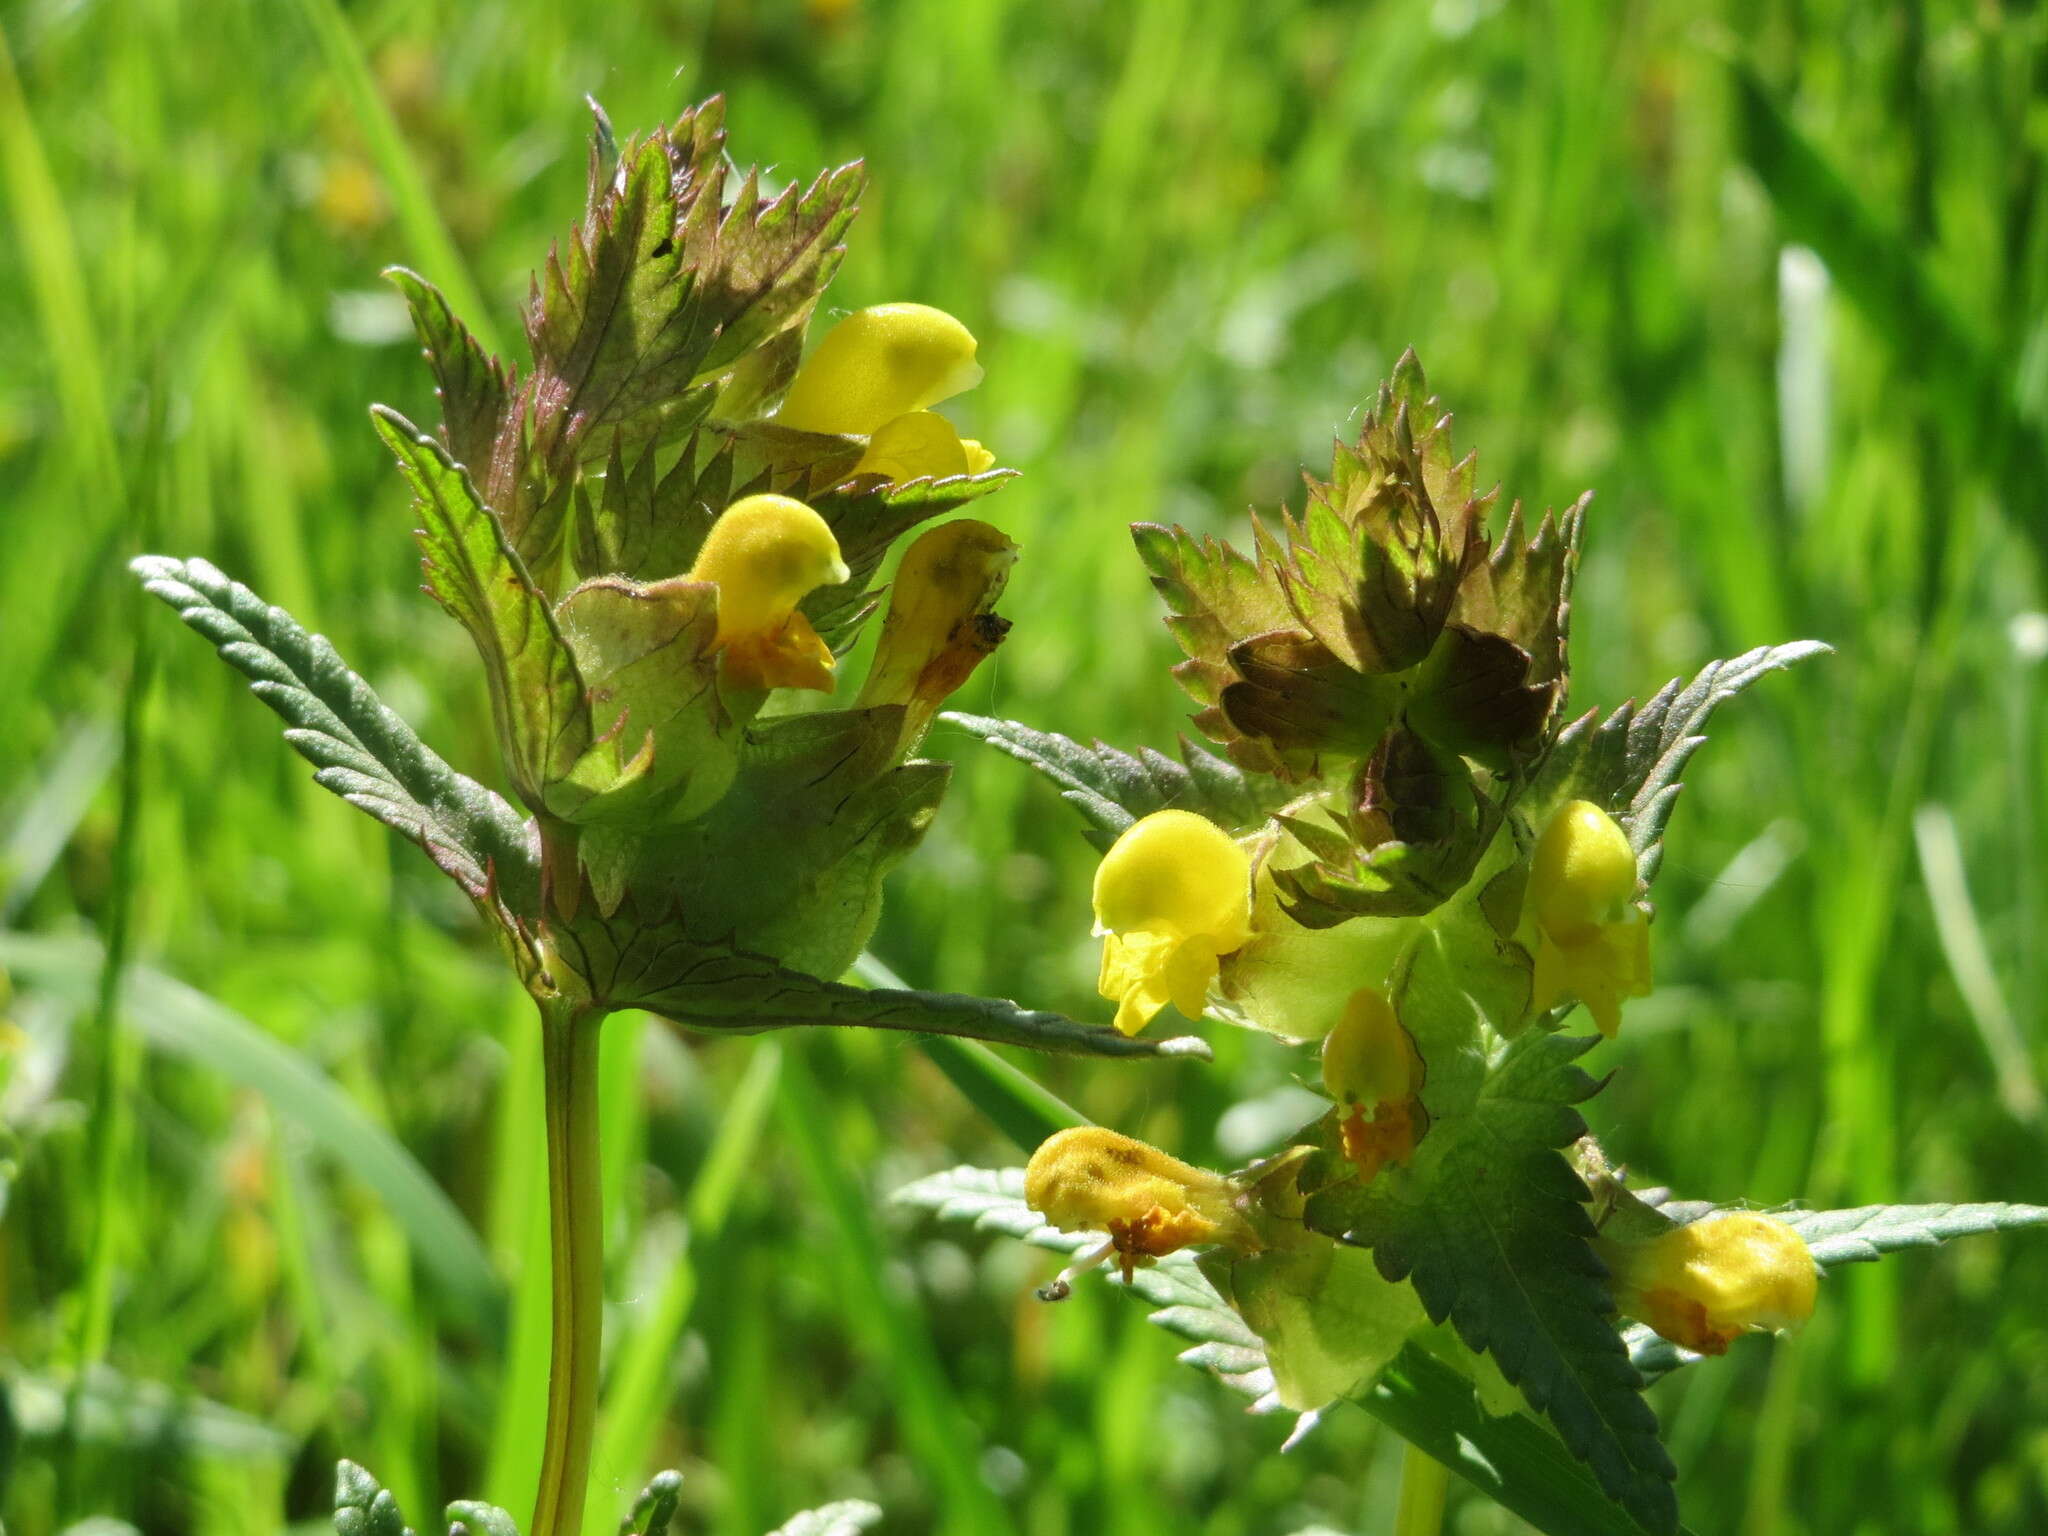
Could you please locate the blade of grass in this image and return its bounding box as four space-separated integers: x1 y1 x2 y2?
583 1040 785 1535
778 1043 1015 1536
0 933 504 1335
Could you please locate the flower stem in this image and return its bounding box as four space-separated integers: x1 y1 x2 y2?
1393 1440 1450 1536
530 999 604 1536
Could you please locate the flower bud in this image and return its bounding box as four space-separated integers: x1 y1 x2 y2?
687 494 851 693
856 519 1016 751
1024 1126 1255 1286
776 303 983 436
1092 810 1254 1036
1321 988 1426 1181
1523 799 1651 1036
1599 1211 1819 1355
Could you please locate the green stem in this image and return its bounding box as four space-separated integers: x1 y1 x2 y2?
1393 1440 1450 1536
531 1000 604 1536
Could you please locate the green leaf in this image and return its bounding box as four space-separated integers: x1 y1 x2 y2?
1205 1243 1429 1412
765 1502 883 1536
894 1167 1687 1536
0 933 506 1335
548 916 1212 1061
130 554 537 914
1130 521 1299 775
443 1500 521 1536
942 712 1281 848
622 1471 685 1536
335 1461 416 1536
1304 1032 1678 1534
1532 641 1830 884
527 99 862 458
371 407 595 813
385 266 511 476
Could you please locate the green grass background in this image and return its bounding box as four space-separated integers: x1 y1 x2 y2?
4 0 2047 1532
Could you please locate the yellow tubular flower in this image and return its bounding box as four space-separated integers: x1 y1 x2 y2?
687 494 851 693
1321 988 1427 1182
1599 1212 1819 1355
1093 810 1255 1036
1524 799 1652 1036
856 519 1016 749
1024 1126 1255 1286
776 303 983 436
851 410 973 484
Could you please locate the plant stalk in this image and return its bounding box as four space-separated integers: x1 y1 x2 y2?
531 999 605 1536
1393 1440 1450 1536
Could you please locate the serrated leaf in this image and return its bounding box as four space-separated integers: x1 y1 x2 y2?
372 408 593 812
942 712 1281 848
549 914 1211 1060
443 1501 520 1536
765 1502 883 1536
1304 1032 1678 1534
622 1470 684 1536
130 555 537 913
334 1462 415 1536
527 100 863 461
386 266 511 476
896 1167 1687 1536
1532 641 1829 884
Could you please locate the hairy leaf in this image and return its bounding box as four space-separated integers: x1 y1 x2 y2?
334 1462 415 1536
896 1167 1687 1536
385 266 511 476
943 712 1281 848
130 555 537 913
766 1502 883 1536
1305 1032 1678 1533
548 916 1212 1060
372 408 592 813
1531 641 1829 883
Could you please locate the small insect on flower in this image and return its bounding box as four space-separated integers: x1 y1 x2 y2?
1321 988 1426 1181
1599 1211 1820 1355
687 494 851 693
1092 810 1255 1036
1522 798 1652 1036
1023 1126 1257 1293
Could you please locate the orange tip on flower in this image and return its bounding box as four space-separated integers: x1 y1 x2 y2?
1601 1211 1819 1355
688 494 850 692
1023 1126 1253 1285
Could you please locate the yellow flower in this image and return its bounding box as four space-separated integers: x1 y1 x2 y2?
1523 799 1651 1036
850 410 988 484
1024 1126 1255 1287
855 519 1016 749
776 303 983 436
687 494 851 692
1093 810 1254 1036
1599 1211 1819 1355
1320 988 1426 1182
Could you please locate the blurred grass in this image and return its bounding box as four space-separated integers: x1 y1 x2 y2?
3 1 2047 1533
